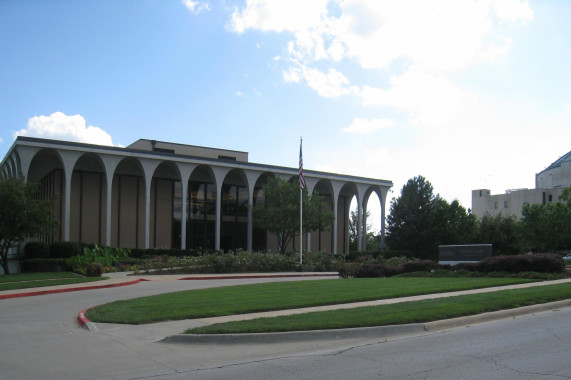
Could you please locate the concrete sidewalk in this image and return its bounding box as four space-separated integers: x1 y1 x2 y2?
0 271 338 300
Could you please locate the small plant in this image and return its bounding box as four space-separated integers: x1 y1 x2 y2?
85 262 103 277
66 245 130 274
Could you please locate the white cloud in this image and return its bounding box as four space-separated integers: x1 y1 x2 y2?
229 0 329 34
284 65 355 98
231 0 532 73
343 118 395 134
182 0 210 14
492 0 534 23
14 112 114 146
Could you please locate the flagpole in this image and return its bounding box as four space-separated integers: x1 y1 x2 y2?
299 137 304 266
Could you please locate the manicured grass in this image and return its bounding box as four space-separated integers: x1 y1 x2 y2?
188 282 571 334
0 272 108 291
86 277 538 324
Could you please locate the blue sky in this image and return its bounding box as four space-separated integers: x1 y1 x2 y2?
1 0 570 232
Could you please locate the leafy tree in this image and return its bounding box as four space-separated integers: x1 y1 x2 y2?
386 176 477 259
476 213 522 255
0 177 58 274
559 186 571 207
253 177 334 252
386 176 439 258
520 202 571 252
348 210 380 252
432 199 478 246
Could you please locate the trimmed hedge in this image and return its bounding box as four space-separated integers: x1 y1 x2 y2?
24 242 50 259
130 248 206 259
338 253 564 278
50 241 83 259
22 258 69 272
478 253 564 274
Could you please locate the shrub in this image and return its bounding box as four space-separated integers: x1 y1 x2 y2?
66 245 130 273
478 253 564 274
22 258 69 272
24 241 50 259
401 260 439 273
85 262 103 277
50 241 83 259
300 251 340 271
338 263 358 278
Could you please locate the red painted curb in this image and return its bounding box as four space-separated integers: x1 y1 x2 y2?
180 273 339 280
0 278 148 300
77 308 91 328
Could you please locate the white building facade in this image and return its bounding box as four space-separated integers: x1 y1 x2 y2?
472 150 571 219
1 137 393 255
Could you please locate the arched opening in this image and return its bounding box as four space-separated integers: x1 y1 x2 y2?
28 149 65 242
311 179 334 252
252 172 274 251
363 187 383 251
112 158 145 249
188 165 216 250
151 162 181 249
220 169 248 251
70 153 106 245
339 183 358 255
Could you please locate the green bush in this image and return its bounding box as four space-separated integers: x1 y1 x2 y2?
50 241 83 258
85 262 104 277
130 248 207 259
22 258 69 272
478 253 564 274
24 241 50 259
66 245 130 273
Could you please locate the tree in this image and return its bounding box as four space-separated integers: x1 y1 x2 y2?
520 202 571 252
386 176 438 257
253 177 334 252
476 213 521 255
386 176 477 259
348 210 380 252
0 177 58 274
559 186 571 207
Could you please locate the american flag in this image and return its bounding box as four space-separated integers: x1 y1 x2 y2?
299 139 306 190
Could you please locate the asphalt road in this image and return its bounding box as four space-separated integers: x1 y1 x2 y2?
1 277 570 379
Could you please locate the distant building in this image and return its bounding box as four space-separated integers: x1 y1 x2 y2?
472 150 571 219
0 136 392 255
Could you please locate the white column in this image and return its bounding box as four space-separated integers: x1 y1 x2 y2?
176 163 196 250
245 170 262 252
211 167 230 251
331 181 343 255
100 155 121 247
139 159 160 249
59 151 82 241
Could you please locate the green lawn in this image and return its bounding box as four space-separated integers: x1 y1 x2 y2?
0 272 108 291
188 282 571 334
86 277 538 324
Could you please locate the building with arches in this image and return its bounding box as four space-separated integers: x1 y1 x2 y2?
1 136 392 255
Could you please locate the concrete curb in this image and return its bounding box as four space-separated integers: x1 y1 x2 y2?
179 273 338 280
0 278 148 300
159 299 571 344
78 308 99 332
160 324 428 344
423 298 571 331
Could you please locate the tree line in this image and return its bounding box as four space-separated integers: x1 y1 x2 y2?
384 176 571 259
